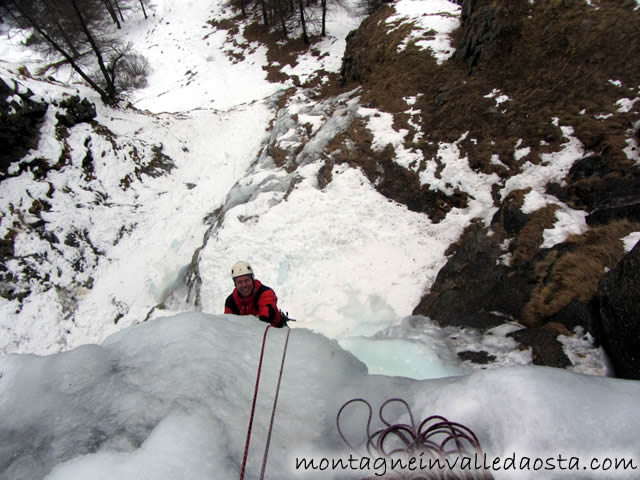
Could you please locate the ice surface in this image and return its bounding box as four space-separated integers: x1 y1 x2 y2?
194 161 456 344
2 314 639 480
338 336 464 379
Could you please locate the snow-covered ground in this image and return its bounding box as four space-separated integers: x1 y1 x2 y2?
1 0 640 477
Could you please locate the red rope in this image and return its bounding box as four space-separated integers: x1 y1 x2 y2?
259 327 291 479
239 325 271 480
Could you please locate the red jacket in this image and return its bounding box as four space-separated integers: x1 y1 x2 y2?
224 279 282 327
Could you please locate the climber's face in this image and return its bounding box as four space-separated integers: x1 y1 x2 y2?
235 275 254 297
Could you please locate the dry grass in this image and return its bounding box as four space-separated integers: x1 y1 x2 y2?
512 204 561 265
338 0 640 185
522 220 640 326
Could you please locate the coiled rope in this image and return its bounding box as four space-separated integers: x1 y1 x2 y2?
337 398 493 480
239 325 291 480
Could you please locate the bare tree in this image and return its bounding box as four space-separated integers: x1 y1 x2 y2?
259 0 269 28
6 0 113 101
70 0 117 98
113 0 125 23
214 0 338 44
297 0 309 44
276 0 289 38
139 0 147 19
100 0 120 28
2 0 149 104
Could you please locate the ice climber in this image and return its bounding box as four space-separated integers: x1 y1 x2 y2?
224 261 286 327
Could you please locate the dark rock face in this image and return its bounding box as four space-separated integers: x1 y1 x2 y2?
458 350 496 364
568 155 612 181
587 199 640 226
0 78 48 178
491 195 529 235
560 154 640 226
546 299 601 343
456 0 523 69
457 4 498 68
507 327 572 369
460 0 479 21
412 219 576 370
55 95 97 128
598 241 640 380
339 30 362 86
413 224 534 330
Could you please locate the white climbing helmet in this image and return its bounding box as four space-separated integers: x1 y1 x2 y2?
231 261 254 280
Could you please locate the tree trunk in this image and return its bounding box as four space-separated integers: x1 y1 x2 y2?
71 0 117 101
321 0 326 36
54 18 81 57
101 0 121 29
297 0 309 44
277 0 288 38
259 0 269 28
107 46 128 88
42 0 82 57
139 0 148 19
113 0 125 23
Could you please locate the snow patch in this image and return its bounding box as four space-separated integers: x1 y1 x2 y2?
541 207 589 249
558 327 610 376
624 125 640 164
622 232 640 252
501 123 584 201
616 97 639 113
360 107 424 171
485 88 510 107
387 0 461 64
514 139 530 161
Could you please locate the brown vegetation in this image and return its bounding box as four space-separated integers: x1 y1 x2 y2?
522 220 640 327
339 0 640 184
511 204 562 265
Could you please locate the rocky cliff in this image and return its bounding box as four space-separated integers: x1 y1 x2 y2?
338 0 640 377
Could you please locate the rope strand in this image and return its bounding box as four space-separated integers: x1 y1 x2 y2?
239 324 271 480
259 327 291 479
